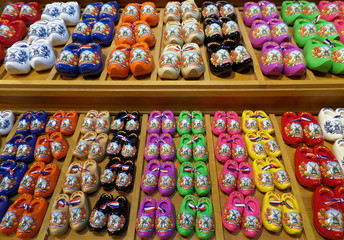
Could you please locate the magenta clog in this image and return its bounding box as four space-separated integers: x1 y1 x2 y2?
334 19 344 43
155 197 175 239
250 20 272 49
212 110 226 136
227 111 241 135
259 1 279 22
160 133 176 161
268 18 291 44
162 110 176 135
260 41 283 76
319 1 341 22
280 42 306 77
219 160 238 194
231 134 248 163
136 196 156 238
222 191 245 232
158 161 176 196
147 110 162 134
215 133 231 163
244 2 262 27
242 195 262 237
141 160 161 194
144 133 160 161
237 162 255 196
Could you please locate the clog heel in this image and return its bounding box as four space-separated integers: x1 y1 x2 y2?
281 193 303 235
250 20 271 49
281 42 306 77
91 17 115 46
319 1 341 22
181 0 200 21
130 42 153 77
293 19 318 48
19 2 40 26
315 19 340 42
253 159 274 192
55 43 82 78
329 40 344 75
114 23 135 46
259 1 279 22
107 44 131 79
281 1 302 25
181 43 205 79
164 1 180 23
268 18 291 44
260 41 283 76
262 191 282 232
79 43 103 77
99 1 119 25
243 2 262 27
158 44 181 80
182 18 204 45
301 1 321 21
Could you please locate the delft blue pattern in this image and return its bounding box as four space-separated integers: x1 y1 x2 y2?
29 45 51 60
5 49 28 65
28 26 47 38
48 23 66 36
0 120 10 130
43 6 60 18
62 5 76 16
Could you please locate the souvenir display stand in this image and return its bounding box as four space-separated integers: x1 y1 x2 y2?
0 0 343 240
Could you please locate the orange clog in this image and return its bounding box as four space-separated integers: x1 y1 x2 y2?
107 44 131 78
115 23 135 46
34 163 60 198
140 2 159 27
34 135 52 163
19 162 46 194
0 193 33 234
122 3 140 23
130 42 154 77
46 110 66 135
60 110 78 136
50 132 69 160
16 197 48 238
133 20 156 48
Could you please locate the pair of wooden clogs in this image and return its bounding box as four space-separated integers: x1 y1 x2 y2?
81 110 111 134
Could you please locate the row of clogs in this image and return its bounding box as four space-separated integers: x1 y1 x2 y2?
212 110 241 136
215 133 247 163
243 1 279 26
201 1 237 21
242 110 275 135
164 0 200 23
176 134 209 162
16 110 47 135
144 133 175 161
122 2 159 27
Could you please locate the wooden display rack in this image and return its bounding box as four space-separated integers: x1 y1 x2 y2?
0 110 335 240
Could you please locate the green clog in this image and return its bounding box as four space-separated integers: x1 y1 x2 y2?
192 110 206 135
176 195 197 237
177 134 193 163
301 1 321 21
316 19 340 42
281 1 303 25
193 134 209 162
177 162 194 196
195 197 215 239
329 40 344 74
304 39 333 73
177 111 192 135
293 19 318 48
194 162 211 196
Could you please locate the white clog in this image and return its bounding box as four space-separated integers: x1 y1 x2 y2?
0 110 15 135
158 44 181 80
47 18 69 46
29 38 56 71
318 108 343 141
5 41 31 75
335 108 344 128
181 43 205 79
60 1 80 26
41 2 63 21
27 20 49 43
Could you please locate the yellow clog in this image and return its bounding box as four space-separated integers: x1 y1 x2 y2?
266 157 291 190
281 193 303 235
242 110 258 134
245 133 267 160
258 131 281 158
255 110 274 135
253 159 274 193
262 191 282 232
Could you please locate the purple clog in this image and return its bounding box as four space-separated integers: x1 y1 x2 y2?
260 41 283 76
141 159 161 194
268 18 290 44
136 196 156 238
160 133 176 161
280 42 306 77
155 197 175 239
158 161 176 195
259 1 279 22
243 2 262 27
250 20 271 48
144 133 160 161
162 110 176 135
147 110 162 134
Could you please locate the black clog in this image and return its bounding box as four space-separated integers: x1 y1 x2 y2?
107 131 126 158
221 17 241 43
100 157 122 190
111 111 128 133
207 41 233 76
201 2 219 21
204 18 223 45
125 111 141 134
223 39 253 73
115 160 135 192
121 133 138 161
88 193 114 232
216 1 237 21
107 195 129 236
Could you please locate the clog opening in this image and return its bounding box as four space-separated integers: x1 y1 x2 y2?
149 160 160 171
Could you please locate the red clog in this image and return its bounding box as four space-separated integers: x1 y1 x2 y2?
281 111 303 145
18 162 46 194
46 110 66 135
60 110 78 136
314 144 344 186
1 3 24 22
34 135 52 163
295 146 321 188
0 193 33 234
334 185 344 212
298 111 324 146
0 44 4 62
34 163 60 198
19 2 40 26
0 20 27 47
313 186 344 239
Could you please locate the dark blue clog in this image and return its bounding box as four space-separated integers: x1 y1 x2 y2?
30 110 47 135
100 2 119 24
0 134 24 161
16 111 34 135
55 42 83 78
72 18 97 44
0 162 28 196
91 18 115 46
15 134 37 163
82 2 103 21
0 195 10 222
79 42 103 77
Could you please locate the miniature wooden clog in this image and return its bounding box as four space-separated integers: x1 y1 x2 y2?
81 160 100 194
253 159 274 193
176 194 197 236
261 191 282 232
63 162 83 194
69 191 90 231
49 194 70 235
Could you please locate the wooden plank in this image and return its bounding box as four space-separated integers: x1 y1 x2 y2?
149 10 164 82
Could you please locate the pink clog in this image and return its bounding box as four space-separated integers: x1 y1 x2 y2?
280 42 306 77
144 133 160 161
147 110 162 134
141 159 161 194
231 134 248 162
162 110 176 135
242 196 262 237
215 133 231 163
237 162 255 196
158 161 176 195
319 1 340 22
226 111 241 135
219 160 238 194
160 133 176 161
334 19 344 43
250 20 272 48
212 111 227 136
222 191 245 232
136 196 156 238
